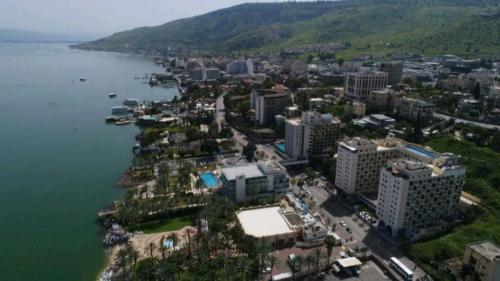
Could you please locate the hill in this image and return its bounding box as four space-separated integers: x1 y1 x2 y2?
75 0 500 57
0 29 97 43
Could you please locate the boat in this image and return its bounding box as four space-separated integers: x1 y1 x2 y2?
80 77 86 82
108 93 117 98
115 119 131 126
105 116 117 123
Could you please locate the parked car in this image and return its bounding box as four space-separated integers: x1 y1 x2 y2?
339 220 347 227
346 227 352 233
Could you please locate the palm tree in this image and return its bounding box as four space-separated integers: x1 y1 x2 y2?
313 248 322 273
184 227 194 259
159 235 166 260
325 235 335 266
145 241 156 258
305 254 315 271
269 255 279 274
169 233 179 252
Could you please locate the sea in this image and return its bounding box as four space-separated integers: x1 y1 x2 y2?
0 43 178 281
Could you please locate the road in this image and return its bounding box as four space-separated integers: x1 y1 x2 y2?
433 112 500 130
216 93 284 161
215 93 226 132
301 184 429 280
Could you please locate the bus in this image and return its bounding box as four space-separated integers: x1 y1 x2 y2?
389 257 414 281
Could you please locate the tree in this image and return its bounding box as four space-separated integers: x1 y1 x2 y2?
201 139 220 155
473 82 481 100
325 236 335 266
147 241 157 258
256 239 271 272
243 142 257 162
313 248 322 273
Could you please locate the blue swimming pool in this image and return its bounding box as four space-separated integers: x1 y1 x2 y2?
405 145 438 159
276 143 286 152
200 172 219 189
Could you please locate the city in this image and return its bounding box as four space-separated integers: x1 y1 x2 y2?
1 1 500 281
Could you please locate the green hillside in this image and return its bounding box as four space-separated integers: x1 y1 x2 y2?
75 0 500 57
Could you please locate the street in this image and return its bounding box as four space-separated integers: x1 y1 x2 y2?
301 184 428 280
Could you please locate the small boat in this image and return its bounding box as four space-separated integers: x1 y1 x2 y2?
108 93 117 98
80 77 86 82
105 116 117 123
115 119 131 126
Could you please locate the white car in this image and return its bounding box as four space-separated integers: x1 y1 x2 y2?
339 220 347 227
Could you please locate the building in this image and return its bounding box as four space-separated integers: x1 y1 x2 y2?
190 68 204 81
458 98 481 114
354 114 396 129
345 101 366 118
377 155 465 240
335 136 401 194
227 59 254 75
309 98 326 110
221 161 290 202
236 206 296 248
463 241 500 281
345 71 388 102
396 97 435 121
368 88 402 108
379 62 403 87
205 67 220 81
251 88 290 125
335 134 459 195
285 111 342 160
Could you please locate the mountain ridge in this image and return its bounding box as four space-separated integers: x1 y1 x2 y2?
75 0 500 57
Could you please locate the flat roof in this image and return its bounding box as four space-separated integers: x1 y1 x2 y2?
337 257 362 268
222 164 264 181
237 206 294 238
468 241 500 261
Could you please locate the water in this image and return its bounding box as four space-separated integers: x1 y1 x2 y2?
200 172 219 189
0 43 178 281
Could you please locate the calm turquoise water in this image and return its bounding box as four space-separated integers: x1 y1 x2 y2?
0 43 178 281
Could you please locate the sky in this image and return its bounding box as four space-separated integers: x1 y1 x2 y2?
0 0 291 37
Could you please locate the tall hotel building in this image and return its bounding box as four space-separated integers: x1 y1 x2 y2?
377 155 465 240
285 111 342 160
345 71 388 102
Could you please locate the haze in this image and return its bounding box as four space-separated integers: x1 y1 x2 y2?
0 0 297 37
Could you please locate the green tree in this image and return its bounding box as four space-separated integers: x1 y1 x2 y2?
243 142 257 162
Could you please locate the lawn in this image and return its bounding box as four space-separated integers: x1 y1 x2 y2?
405 135 500 280
129 215 195 234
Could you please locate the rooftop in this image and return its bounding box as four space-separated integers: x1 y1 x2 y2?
468 241 500 261
236 206 294 238
222 164 264 181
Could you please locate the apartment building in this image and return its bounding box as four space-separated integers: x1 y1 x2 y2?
251 88 290 125
463 241 500 281
377 155 465 240
227 59 254 75
221 160 290 202
379 62 403 87
335 136 401 194
345 71 388 102
396 97 436 121
335 134 460 195
285 111 342 160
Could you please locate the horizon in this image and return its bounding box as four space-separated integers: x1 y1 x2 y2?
0 0 317 38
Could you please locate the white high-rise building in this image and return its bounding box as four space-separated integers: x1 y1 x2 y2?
335 136 401 194
227 59 254 75
335 134 461 195
345 71 388 102
285 111 342 160
377 155 465 240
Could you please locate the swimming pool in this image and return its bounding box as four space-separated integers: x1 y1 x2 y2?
200 172 219 189
276 143 286 152
405 145 438 159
